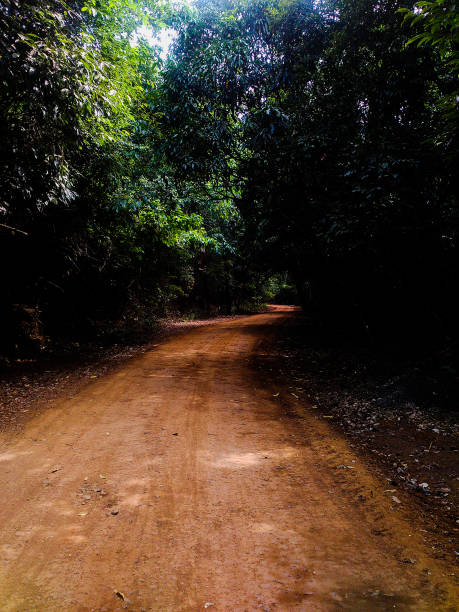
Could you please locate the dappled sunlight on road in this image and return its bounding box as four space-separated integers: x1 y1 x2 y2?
206 446 298 469
0 450 34 462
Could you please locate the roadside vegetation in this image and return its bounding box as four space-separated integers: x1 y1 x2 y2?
1 0 458 389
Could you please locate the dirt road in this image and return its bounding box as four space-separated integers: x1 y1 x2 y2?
0 307 457 611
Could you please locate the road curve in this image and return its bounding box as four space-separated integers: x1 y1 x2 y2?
0 306 457 611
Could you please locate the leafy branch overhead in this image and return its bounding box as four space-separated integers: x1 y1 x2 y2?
399 0 458 118
0 0 458 353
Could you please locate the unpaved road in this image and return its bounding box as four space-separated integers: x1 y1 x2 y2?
0 307 457 611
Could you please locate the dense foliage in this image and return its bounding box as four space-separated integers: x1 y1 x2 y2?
0 0 252 356
160 0 459 344
0 0 458 357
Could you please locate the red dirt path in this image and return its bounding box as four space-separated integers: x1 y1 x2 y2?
0 306 457 611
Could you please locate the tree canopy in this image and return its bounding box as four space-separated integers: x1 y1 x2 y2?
1 0 458 355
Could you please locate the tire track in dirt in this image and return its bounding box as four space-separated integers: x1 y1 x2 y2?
0 306 457 611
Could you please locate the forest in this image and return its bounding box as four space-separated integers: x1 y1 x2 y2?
1 1 459 609
1 0 458 357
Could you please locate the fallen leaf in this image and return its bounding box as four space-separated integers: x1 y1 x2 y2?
272 393 279 397
99 474 106 479
78 512 87 517
392 496 401 504
114 590 125 600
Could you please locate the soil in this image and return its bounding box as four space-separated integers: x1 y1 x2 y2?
0 306 457 611
0 315 240 434
254 311 458 560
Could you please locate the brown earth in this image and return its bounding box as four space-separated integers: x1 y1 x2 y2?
252 313 458 560
0 306 457 611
